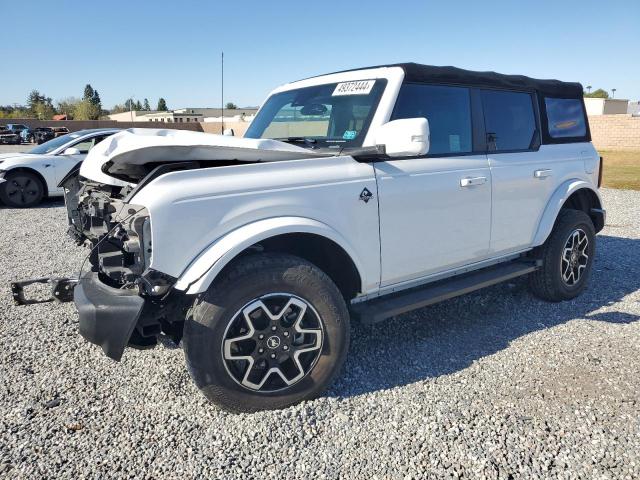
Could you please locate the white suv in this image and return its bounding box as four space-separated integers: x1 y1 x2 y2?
13 63 604 412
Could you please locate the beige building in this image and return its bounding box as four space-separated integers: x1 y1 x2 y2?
108 107 258 124
584 97 629 115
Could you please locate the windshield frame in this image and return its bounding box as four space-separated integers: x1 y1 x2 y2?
245 79 389 151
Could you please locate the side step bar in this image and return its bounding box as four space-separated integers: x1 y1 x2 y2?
351 260 539 324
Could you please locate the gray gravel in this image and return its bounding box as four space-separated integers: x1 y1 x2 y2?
1 189 639 479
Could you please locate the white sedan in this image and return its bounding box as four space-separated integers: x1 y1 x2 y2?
0 128 119 207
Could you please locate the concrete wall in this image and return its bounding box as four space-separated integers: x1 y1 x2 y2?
589 115 640 151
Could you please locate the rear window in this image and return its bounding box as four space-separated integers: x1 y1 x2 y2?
481 90 537 152
545 98 586 138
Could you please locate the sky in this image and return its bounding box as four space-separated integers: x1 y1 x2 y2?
1 0 638 110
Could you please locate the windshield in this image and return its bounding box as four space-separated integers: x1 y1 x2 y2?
245 79 387 149
28 132 83 154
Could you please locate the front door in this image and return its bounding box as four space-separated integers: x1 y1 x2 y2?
375 83 491 287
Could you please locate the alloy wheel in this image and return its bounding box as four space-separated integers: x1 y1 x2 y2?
560 228 589 286
221 293 324 392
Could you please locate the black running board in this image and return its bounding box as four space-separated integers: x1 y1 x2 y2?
351 260 539 324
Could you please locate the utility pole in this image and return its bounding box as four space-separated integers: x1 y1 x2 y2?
221 51 224 132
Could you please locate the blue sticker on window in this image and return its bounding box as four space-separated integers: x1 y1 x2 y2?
343 130 357 140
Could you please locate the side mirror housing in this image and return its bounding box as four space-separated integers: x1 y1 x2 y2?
62 147 81 155
223 128 235 136
374 118 430 157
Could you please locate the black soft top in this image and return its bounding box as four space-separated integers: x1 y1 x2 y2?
320 63 583 98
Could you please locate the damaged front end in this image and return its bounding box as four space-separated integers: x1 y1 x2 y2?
12 173 186 361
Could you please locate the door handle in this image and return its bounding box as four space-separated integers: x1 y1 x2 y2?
534 169 552 179
460 176 487 187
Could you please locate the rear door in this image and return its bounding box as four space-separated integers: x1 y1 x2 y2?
480 89 556 255
375 83 492 287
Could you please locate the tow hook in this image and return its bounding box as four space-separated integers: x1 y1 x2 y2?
10 277 78 306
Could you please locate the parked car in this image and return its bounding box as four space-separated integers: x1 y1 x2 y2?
0 128 120 207
52 126 70 138
0 125 22 145
13 64 604 412
32 127 55 144
5 123 28 139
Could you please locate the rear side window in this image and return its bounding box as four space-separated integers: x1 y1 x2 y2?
391 84 472 155
481 90 536 151
545 97 586 138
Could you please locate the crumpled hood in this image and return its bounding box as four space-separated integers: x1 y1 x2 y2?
79 128 321 185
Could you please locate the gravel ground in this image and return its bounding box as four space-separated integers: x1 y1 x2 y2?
1 189 639 479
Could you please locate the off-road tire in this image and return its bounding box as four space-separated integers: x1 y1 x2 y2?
0 170 45 208
183 253 350 413
529 209 596 302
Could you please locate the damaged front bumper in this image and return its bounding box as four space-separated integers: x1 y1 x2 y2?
11 175 185 360
75 272 145 361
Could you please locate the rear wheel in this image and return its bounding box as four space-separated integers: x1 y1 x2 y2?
0 170 45 208
529 209 596 301
183 253 350 412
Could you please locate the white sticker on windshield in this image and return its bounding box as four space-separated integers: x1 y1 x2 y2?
332 80 375 96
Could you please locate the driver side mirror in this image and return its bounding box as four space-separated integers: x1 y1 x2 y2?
374 118 430 157
62 147 81 155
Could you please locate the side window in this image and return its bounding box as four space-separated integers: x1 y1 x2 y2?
545 97 586 138
481 90 536 151
391 84 472 155
71 138 95 154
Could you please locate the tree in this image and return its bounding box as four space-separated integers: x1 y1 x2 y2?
110 104 128 114
157 98 168 111
57 97 82 120
26 90 56 118
83 84 95 101
584 88 609 99
74 99 101 120
91 89 101 107
134 100 142 111
225 102 238 109
143 98 151 111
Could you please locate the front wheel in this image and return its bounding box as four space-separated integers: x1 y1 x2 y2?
0 170 45 208
529 209 596 301
183 253 350 412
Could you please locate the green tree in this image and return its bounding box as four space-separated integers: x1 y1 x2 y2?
83 84 95 101
143 98 151 111
584 88 609 99
74 99 101 120
110 104 128 114
91 89 101 107
134 100 142 111
57 97 81 119
225 102 238 109
157 98 168 111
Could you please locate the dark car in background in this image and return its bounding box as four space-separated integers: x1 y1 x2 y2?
33 127 55 144
0 125 22 145
52 126 70 138
5 124 28 137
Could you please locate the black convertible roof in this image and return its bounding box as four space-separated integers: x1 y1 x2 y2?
318 63 583 98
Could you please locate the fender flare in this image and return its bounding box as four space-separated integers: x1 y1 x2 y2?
173 216 368 295
531 179 603 247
